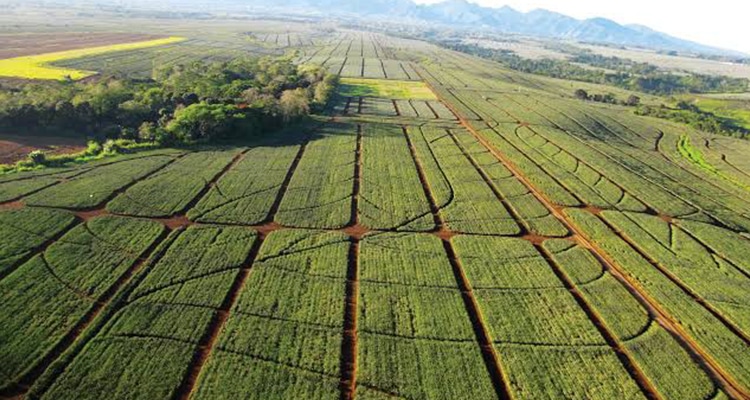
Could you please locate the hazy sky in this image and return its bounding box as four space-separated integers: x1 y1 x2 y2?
413 0 749 54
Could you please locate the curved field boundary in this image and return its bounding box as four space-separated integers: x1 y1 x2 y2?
442 128 659 399
0 36 186 80
524 95 750 228
417 72 750 399
0 223 172 398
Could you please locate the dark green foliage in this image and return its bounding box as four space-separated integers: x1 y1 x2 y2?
0 58 337 146
635 103 748 138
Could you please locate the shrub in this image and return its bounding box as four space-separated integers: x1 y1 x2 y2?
28 150 47 166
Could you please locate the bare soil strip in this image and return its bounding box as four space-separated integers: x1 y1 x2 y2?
339 123 365 400
402 125 513 400
391 100 401 117
424 101 440 119
339 238 360 400
422 76 750 399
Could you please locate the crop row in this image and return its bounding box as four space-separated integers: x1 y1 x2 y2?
24 155 178 209
107 151 241 217
566 208 750 390
38 225 259 399
0 215 164 392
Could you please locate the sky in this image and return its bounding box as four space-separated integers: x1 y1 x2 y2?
413 0 750 54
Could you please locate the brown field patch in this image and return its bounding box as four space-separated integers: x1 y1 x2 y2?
0 134 87 165
0 32 165 59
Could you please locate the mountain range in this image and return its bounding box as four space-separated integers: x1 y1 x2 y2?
242 0 741 56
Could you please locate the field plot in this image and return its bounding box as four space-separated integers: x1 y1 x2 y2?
106 150 240 218
192 230 349 399
409 126 521 235
0 208 75 277
39 225 258 400
0 33 165 59
24 155 178 209
276 122 356 229
359 124 434 230
0 216 164 392
188 143 301 225
356 233 497 398
0 36 185 80
454 236 645 399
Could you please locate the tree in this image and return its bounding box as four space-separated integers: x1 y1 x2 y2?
625 95 641 107
279 88 310 122
574 89 589 101
165 102 243 142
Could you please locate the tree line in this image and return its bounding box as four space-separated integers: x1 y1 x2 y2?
0 57 338 146
440 41 749 95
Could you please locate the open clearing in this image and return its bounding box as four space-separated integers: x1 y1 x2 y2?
0 36 185 80
1 23 750 400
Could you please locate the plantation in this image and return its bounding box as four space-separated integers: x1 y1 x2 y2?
1 18 750 400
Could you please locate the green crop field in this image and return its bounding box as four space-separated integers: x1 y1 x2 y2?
1 11 750 400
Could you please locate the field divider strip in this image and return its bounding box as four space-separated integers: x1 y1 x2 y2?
172 231 265 400
339 237 360 400
339 123 365 399
417 72 750 399
402 126 513 400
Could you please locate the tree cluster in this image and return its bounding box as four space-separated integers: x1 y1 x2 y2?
635 102 748 139
574 89 641 106
0 57 338 144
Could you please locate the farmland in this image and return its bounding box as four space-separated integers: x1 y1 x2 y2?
1 13 750 400
0 36 185 80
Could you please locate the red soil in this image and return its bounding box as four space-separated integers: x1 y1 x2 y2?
155 215 194 230
433 226 456 241
0 135 87 165
520 233 549 245
253 221 282 237
75 208 111 221
340 224 371 239
0 200 25 210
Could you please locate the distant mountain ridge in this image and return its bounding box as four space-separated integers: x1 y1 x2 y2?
243 0 742 56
